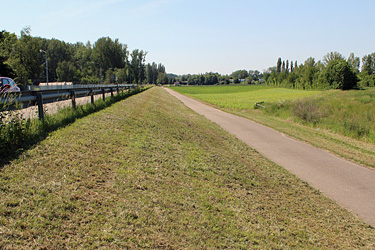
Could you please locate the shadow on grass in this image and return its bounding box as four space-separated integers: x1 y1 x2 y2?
0 87 149 169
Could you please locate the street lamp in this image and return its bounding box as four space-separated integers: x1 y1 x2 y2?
39 49 48 86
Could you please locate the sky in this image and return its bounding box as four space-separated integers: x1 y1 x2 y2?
2 0 375 75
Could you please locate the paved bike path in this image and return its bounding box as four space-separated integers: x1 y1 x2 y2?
165 88 375 227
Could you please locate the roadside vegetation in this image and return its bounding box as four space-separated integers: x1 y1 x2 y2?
1 87 374 249
170 85 375 168
0 28 167 87
0 87 147 165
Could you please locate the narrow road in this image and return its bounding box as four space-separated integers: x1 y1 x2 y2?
165 88 375 227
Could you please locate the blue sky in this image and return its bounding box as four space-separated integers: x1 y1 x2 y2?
2 0 375 75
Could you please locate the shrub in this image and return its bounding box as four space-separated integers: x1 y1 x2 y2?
292 100 326 124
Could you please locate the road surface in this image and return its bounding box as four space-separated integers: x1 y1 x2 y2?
165 87 375 227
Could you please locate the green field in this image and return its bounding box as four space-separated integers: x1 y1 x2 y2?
170 85 321 109
170 85 375 168
1 87 374 248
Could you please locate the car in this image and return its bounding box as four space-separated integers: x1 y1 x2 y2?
0 77 20 93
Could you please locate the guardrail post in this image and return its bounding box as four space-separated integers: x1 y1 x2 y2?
90 88 94 104
71 90 76 109
110 87 114 97
102 88 105 101
36 92 44 120
116 84 119 95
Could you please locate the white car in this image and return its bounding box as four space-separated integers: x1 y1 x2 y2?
0 77 20 93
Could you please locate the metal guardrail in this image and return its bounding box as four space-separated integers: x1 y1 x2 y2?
0 84 137 120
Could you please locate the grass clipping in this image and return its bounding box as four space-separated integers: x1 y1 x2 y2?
0 87 374 249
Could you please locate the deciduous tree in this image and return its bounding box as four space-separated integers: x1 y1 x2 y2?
320 59 358 90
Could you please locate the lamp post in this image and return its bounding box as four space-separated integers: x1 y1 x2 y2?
39 49 48 86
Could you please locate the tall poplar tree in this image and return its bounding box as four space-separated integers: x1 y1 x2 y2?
276 58 282 73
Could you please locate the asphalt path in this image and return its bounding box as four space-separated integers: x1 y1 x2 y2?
164 87 375 227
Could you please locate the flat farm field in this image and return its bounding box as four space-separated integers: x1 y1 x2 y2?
170 85 321 109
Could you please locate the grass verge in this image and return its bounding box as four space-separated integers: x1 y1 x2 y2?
0 87 374 249
0 87 148 167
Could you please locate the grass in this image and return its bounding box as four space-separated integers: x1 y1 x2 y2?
264 89 375 142
170 85 321 109
0 87 374 249
170 85 375 168
0 87 147 166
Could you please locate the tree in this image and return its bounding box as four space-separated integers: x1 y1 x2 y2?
92 37 127 73
295 57 319 89
276 58 282 73
361 53 375 75
8 27 43 85
320 59 358 90
115 68 127 83
230 69 248 79
130 49 147 84
42 38 73 82
204 72 219 85
347 53 360 73
0 30 17 77
104 68 116 84
157 72 168 85
152 63 159 83
145 62 166 84
145 63 152 84
56 61 76 82
187 74 204 85
323 51 345 65
72 42 93 83
290 61 294 72
358 53 375 88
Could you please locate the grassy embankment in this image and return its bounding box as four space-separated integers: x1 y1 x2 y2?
170 85 375 168
0 87 146 165
1 87 374 249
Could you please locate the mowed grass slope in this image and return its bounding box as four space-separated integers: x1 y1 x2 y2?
0 87 374 249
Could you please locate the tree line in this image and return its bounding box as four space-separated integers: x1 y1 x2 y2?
169 52 375 90
263 52 375 90
170 70 264 86
2 28 374 90
0 28 167 88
